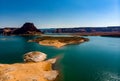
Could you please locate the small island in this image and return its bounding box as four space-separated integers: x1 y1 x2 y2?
30 36 89 48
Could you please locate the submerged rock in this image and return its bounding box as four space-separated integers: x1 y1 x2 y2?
23 51 47 62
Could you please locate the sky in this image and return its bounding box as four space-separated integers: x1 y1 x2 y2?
0 0 120 28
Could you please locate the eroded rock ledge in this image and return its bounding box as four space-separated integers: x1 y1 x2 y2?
0 51 58 81
30 36 89 48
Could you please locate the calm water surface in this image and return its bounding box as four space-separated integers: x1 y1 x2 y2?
0 35 120 81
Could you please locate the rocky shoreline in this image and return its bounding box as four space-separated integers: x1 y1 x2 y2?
0 51 59 81
30 36 89 48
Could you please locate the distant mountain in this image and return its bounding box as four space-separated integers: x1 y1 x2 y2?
0 24 120 36
12 22 42 35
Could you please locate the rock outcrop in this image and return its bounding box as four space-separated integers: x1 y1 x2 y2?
23 51 47 62
12 22 42 35
0 51 59 81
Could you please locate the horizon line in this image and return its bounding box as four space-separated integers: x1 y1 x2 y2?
0 25 120 29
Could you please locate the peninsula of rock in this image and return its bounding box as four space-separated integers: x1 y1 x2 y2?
0 51 58 81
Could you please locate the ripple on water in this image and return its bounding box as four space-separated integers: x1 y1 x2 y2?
96 71 120 81
0 38 8 40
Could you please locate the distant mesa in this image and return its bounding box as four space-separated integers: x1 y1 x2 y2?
12 22 42 35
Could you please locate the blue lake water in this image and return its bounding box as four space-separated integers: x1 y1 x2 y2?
0 35 120 81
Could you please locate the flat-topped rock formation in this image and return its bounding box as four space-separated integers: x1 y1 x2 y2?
30 36 89 48
0 51 58 81
12 22 42 35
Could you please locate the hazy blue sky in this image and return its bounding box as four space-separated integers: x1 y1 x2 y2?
0 0 120 28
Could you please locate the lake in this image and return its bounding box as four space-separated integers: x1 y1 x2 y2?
0 35 120 81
